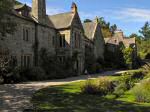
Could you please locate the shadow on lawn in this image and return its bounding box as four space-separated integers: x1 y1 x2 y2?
32 86 150 112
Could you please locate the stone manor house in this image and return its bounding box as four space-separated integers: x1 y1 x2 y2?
0 0 105 75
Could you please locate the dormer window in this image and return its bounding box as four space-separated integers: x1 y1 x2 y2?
15 4 30 17
22 10 29 17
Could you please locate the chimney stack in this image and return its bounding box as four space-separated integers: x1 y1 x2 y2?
71 2 78 13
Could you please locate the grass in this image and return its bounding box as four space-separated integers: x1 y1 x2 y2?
32 75 150 112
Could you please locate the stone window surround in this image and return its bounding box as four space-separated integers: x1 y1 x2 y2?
74 32 81 48
59 34 66 48
23 27 30 42
21 54 32 68
57 55 66 63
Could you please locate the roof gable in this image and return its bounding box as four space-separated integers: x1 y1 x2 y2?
83 22 97 40
71 12 84 31
48 12 74 29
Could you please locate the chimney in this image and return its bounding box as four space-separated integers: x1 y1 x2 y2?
10 0 15 10
71 2 77 13
114 30 124 38
94 16 99 23
32 0 46 23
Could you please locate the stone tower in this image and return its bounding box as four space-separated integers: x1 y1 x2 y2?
32 0 46 23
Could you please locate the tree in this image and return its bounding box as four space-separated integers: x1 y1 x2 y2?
97 17 112 38
123 47 133 69
110 24 117 35
84 19 92 23
0 0 16 36
129 33 139 38
97 17 118 38
139 22 150 40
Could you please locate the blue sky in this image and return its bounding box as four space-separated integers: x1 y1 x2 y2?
18 0 150 36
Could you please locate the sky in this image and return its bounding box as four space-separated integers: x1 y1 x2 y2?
18 0 150 36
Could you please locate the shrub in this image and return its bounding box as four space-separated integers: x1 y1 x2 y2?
145 53 150 59
26 67 46 81
39 48 76 79
113 82 128 97
81 80 100 95
132 79 150 103
11 66 26 83
81 77 115 96
98 77 115 94
119 71 144 89
113 70 144 97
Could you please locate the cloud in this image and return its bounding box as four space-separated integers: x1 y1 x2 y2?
79 8 150 22
113 8 150 22
46 7 66 15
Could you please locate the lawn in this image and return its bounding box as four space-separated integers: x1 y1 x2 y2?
32 76 150 112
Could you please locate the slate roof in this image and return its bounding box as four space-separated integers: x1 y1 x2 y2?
14 4 24 9
48 12 74 29
14 1 31 11
13 1 77 29
83 22 97 40
105 30 136 47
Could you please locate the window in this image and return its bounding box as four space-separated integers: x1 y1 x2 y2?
57 56 65 63
74 33 77 48
23 28 29 41
59 35 62 47
52 36 55 46
21 55 31 68
20 10 29 17
10 56 17 66
74 32 80 48
59 34 66 48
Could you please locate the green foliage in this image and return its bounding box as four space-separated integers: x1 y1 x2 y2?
139 22 150 40
98 17 118 38
84 19 92 23
81 77 115 96
114 70 144 97
132 79 150 103
129 33 142 41
104 47 126 69
138 40 150 59
26 67 46 81
81 79 100 95
110 24 117 35
113 82 128 97
0 56 12 83
0 0 16 36
39 48 76 79
85 46 97 73
123 47 134 69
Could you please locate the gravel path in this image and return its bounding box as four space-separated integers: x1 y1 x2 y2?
0 70 128 112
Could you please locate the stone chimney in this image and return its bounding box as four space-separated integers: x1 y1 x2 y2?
114 30 124 38
10 0 15 10
94 16 99 23
71 2 78 13
32 0 46 23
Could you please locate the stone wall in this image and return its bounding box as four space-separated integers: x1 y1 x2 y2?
0 15 55 67
93 24 105 60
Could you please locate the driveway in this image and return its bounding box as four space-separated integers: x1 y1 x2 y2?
0 70 128 112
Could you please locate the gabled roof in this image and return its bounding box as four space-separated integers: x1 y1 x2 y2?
14 4 24 9
48 12 74 29
123 37 136 47
105 30 136 47
83 22 97 40
14 2 31 11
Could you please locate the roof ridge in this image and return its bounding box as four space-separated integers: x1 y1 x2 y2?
48 12 72 17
